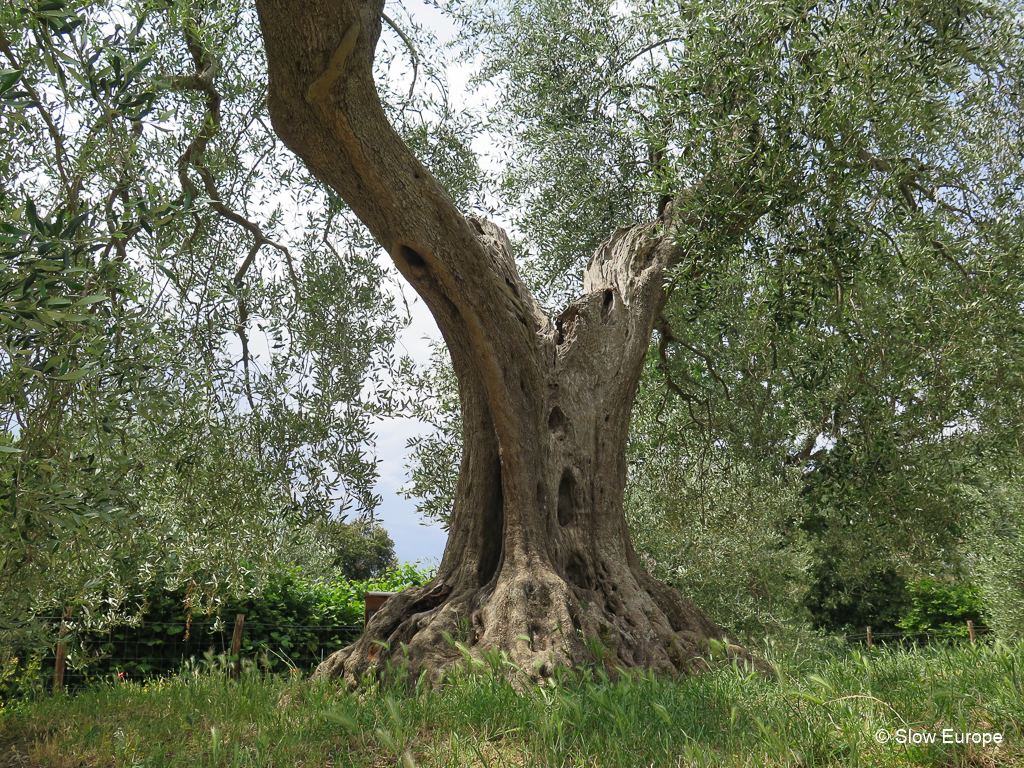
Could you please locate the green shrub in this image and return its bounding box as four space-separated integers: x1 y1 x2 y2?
897 577 986 640
1 563 433 698
803 564 910 637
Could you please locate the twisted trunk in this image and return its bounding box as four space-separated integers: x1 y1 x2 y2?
255 0 762 683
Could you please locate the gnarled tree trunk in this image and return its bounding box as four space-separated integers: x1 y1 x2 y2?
255 0 761 684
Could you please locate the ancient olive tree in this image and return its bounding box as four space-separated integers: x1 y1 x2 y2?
255 0 1024 682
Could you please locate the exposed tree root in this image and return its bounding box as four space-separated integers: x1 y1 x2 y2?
313 564 769 688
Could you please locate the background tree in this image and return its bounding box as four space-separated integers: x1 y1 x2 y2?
964 468 1024 638
398 342 462 529
285 517 398 581
0 0 477 648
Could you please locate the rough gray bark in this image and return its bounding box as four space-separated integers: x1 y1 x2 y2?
255 0 764 684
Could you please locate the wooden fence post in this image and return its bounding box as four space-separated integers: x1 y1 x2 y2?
967 620 976 644
866 626 873 648
230 613 245 679
53 606 72 694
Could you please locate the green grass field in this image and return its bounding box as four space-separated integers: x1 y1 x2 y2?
1 638 1021 767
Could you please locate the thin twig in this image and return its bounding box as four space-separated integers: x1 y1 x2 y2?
381 12 418 99
657 314 732 401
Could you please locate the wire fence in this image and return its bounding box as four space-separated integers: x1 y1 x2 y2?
839 621 991 646
4 616 995 697
10 617 364 695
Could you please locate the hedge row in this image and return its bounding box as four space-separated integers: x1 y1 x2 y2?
1 563 433 697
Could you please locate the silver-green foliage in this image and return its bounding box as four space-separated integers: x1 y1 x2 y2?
0 0 483 643
398 343 462 530
626 362 813 640
964 476 1024 639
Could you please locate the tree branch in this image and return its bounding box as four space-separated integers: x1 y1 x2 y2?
381 12 418 99
655 314 732 401
172 12 301 404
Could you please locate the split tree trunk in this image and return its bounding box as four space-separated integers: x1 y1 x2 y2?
255 0 762 684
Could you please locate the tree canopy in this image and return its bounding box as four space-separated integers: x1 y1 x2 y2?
0 0 472 642
401 0 1024 637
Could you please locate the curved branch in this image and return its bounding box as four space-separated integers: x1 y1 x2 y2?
174 21 298 286
606 37 684 80
381 12 418 99
172 13 299 406
235 241 259 411
0 30 71 195
256 0 549 452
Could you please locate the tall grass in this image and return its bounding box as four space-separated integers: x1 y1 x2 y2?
0 638 1021 767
